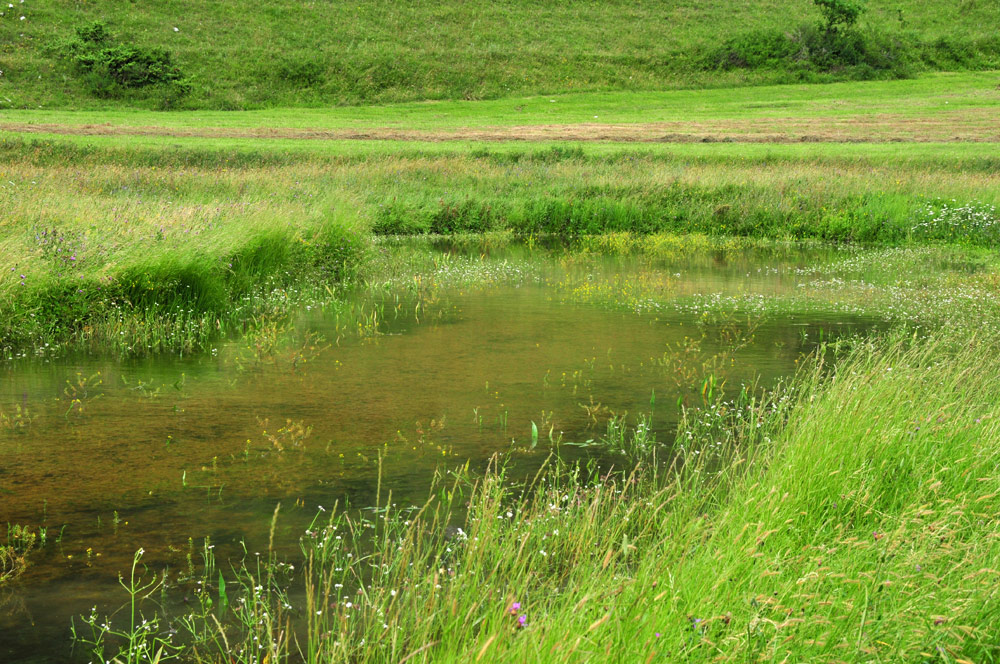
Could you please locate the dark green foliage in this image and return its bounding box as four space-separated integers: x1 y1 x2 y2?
698 0 1000 80
813 0 865 32
703 24 915 79
52 21 190 101
921 34 1000 69
370 182 914 244
274 54 326 88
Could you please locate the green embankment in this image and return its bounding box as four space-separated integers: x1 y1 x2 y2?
1 0 999 110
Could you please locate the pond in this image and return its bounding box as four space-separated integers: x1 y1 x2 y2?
0 242 882 662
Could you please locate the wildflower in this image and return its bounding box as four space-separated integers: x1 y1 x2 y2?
509 601 521 615
518 614 527 627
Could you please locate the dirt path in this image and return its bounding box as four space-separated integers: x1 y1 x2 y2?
2 108 997 143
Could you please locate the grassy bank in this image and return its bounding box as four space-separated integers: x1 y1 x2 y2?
0 155 369 357
1 1 999 110
2 136 999 356
76 327 1000 662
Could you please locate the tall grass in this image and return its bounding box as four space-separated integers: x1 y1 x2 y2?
283 331 1000 662
3 139 999 355
80 329 1000 662
0 156 369 356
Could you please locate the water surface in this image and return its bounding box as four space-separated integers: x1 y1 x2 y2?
0 244 879 662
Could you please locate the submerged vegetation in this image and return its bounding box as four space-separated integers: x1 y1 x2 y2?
67 327 1000 662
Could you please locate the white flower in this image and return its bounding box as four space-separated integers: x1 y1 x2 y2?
173 26 179 32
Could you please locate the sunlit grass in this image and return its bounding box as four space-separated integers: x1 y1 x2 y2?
2 140 999 356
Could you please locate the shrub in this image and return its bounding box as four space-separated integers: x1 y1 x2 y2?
813 0 865 33
703 23 915 79
702 0 919 79
53 21 190 100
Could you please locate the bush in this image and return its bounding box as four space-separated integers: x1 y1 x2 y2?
703 24 916 79
53 21 190 100
813 0 865 32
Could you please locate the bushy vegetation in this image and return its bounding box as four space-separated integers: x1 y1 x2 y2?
1 1 999 109
706 0 913 80
49 21 190 106
703 24 916 80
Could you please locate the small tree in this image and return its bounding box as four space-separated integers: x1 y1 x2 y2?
813 0 865 33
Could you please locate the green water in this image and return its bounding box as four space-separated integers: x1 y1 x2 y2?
0 244 879 662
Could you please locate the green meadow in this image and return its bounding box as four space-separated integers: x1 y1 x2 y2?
2 2 1000 662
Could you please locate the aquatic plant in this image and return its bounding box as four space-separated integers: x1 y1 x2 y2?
76 326 1000 662
72 549 181 663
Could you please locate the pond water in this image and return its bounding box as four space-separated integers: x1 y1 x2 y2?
0 244 880 662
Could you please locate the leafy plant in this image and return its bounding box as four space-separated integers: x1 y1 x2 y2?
71 550 181 664
53 21 191 100
813 0 865 33
1 525 42 585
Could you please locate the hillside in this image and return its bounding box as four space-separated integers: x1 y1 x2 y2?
0 0 998 110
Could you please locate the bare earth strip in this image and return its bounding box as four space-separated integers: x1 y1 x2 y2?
1 108 998 143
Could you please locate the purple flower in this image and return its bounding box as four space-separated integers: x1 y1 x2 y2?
654 632 661 638
509 601 521 615
518 614 526 627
